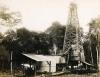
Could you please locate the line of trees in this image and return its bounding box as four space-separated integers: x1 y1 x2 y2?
1 22 66 54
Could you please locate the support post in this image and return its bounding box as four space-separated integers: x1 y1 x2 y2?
10 51 13 77
47 61 51 72
34 64 37 76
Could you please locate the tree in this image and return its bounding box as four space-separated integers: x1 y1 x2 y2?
89 18 100 69
83 34 94 64
0 6 21 72
0 6 21 54
0 7 21 54
46 21 65 54
38 33 52 55
2 30 17 51
16 28 39 53
16 28 51 54
0 7 21 27
0 33 9 70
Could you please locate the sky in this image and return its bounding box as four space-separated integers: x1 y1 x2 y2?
0 0 100 33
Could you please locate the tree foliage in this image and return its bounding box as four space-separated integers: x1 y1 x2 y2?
88 18 100 67
83 18 100 69
0 7 21 27
46 21 65 54
2 28 52 55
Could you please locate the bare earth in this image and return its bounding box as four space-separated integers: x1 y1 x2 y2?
0 72 100 77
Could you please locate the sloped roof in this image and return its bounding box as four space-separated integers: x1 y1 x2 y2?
22 54 62 62
81 61 94 66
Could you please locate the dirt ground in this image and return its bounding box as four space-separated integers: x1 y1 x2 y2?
0 72 12 77
52 73 100 77
0 72 100 77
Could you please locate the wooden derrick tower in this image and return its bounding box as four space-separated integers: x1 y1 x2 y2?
63 3 85 67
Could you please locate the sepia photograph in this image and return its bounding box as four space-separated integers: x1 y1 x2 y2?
0 0 100 77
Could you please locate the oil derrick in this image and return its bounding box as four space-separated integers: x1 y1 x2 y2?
63 3 85 66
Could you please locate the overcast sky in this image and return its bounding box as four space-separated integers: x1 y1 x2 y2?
0 0 100 33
